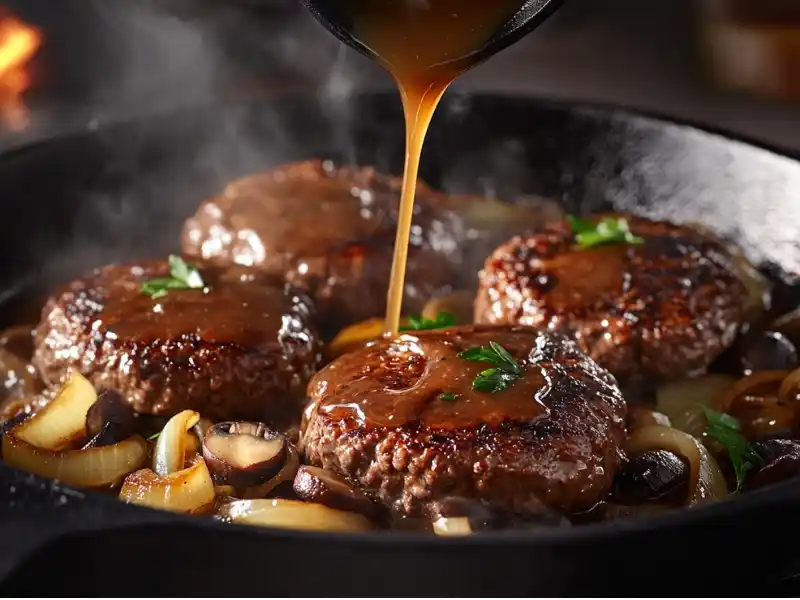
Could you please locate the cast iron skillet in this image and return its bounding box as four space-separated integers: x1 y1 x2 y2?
0 93 799 596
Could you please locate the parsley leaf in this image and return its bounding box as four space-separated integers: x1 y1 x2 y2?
147 432 161 441
700 405 762 492
439 392 459 402
400 311 457 332
566 215 644 249
457 341 524 393
141 255 205 299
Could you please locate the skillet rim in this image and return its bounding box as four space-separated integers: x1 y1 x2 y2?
1 91 799 547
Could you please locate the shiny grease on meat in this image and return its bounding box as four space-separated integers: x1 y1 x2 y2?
475 214 749 381
181 160 460 332
302 325 626 517
33 260 320 426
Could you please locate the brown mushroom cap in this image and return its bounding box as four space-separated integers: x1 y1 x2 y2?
202 421 287 489
293 465 376 518
84 389 137 448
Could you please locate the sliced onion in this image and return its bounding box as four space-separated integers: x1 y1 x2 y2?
712 370 792 413
627 405 672 432
432 516 473 536
2 433 147 487
120 456 215 513
217 498 372 532
730 250 772 319
241 445 300 499
328 318 388 359
12 371 97 451
625 425 728 505
656 375 736 438
152 410 200 476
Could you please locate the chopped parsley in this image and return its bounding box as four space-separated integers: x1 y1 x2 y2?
141 255 205 300
700 405 762 492
400 311 457 332
566 215 644 249
458 341 524 394
439 392 459 402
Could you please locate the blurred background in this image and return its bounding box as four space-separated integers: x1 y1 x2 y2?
1 0 799 153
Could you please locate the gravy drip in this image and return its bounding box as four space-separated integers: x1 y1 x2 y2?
328 0 527 335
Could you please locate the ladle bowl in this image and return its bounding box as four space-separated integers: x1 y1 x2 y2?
296 0 565 71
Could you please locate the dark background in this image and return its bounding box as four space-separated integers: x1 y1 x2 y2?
4 0 800 152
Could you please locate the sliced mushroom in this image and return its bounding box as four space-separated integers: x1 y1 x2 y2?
84 389 137 448
293 465 376 518
611 450 690 507
745 439 800 490
240 444 300 499
217 498 373 532
202 421 287 489
739 331 799 376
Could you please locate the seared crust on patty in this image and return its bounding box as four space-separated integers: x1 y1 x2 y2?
475 214 748 381
33 260 320 425
302 325 626 517
181 160 460 332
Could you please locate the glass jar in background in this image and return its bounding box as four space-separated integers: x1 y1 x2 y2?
699 0 800 103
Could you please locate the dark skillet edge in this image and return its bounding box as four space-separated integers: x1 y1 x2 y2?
0 94 799 591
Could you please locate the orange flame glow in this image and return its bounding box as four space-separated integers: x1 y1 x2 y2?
0 13 42 131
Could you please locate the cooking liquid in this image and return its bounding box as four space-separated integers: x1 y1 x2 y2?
325 0 527 335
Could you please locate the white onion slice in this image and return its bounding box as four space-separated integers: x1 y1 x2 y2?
2 433 147 487
12 371 97 450
656 375 736 438
217 498 372 532
152 410 200 476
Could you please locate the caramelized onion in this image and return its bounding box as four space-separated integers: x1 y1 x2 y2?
3 433 147 487
217 498 372 532
627 405 672 432
625 425 728 504
120 456 215 513
12 371 97 450
328 318 387 359
152 410 200 476
656 375 736 438
711 370 795 440
432 516 473 536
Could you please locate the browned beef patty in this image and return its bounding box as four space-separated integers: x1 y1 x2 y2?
180 160 461 332
475 215 749 381
301 325 626 517
33 260 320 426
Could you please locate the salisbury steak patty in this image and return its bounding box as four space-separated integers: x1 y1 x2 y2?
302 325 626 517
34 260 319 425
475 215 749 381
181 160 460 332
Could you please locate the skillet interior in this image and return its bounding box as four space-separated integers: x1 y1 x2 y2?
1 93 800 595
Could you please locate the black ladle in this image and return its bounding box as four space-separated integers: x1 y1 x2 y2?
297 0 565 71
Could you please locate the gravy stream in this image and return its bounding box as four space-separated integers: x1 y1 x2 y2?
328 0 528 334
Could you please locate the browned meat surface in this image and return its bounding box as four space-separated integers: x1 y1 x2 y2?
33 260 320 426
301 325 626 517
180 160 460 333
475 214 748 381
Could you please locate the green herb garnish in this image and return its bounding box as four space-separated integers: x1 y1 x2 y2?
141 255 205 299
439 392 459 402
700 405 762 492
147 432 161 441
400 311 457 332
457 341 524 394
566 215 644 249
